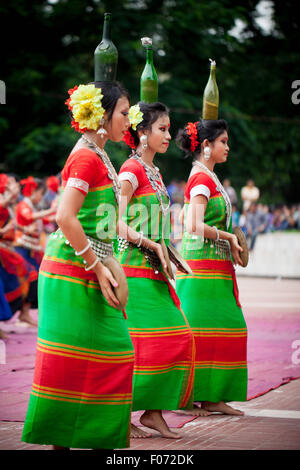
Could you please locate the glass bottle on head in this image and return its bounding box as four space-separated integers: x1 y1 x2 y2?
94 12 118 81
202 59 219 120
140 37 158 103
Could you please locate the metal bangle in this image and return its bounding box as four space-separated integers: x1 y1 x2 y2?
75 240 91 256
212 226 219 241
137 231 144 248
85 257 100 271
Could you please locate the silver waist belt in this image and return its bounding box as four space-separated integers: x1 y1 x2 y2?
117 236 161 273
86 235 113 260
54 230 113 262
214 238 231 259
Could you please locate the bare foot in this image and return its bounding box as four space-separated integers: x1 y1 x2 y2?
131 423 152 438
202 401 244 416
18 312 38 327
140 410 182 439
174 405 211 417
0 328 8 339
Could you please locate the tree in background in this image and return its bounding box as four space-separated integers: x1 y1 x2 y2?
0 0 299 205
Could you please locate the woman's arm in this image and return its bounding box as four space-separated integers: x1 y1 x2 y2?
186 194 243 266
31 206 56 221
56 187 119 308
117 181 169 276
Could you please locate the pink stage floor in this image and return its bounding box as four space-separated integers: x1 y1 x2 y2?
1 277 300 428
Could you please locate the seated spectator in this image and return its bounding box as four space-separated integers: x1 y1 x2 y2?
292 203 300 229
263 204 273 232
238 209 251 237
270 206 282 231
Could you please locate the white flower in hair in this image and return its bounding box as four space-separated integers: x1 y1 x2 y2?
141 37 152 47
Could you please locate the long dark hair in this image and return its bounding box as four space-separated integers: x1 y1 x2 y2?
176 119 229 156
91 81 130 121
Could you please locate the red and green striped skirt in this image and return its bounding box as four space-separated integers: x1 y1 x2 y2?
22 260 135 449
176 259 247 403
124 272 195 412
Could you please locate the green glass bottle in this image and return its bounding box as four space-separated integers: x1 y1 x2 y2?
202 59 219 120
94 13 118 82
140 37 158 103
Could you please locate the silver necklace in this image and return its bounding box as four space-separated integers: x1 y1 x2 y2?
193 160 232 229
80 136 121 203
131 151 171 217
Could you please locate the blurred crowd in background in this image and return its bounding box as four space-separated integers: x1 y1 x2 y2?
167 178 300 251
1 172 299 252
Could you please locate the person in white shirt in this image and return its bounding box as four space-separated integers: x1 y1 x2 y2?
241 179 260 211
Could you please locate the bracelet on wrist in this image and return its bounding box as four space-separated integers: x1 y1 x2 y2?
75 240 91 256
212 225 219 242
85 257 99 271
137 231 144 248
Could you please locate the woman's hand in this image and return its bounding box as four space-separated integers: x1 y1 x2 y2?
24 222 39 236
229 234 243 266
94 262 120 308
145 239 169 278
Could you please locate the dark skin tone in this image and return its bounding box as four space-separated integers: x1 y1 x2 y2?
184 132 244 416
52 96 131 450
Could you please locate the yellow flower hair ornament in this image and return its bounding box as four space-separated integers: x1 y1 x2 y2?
128 104 144 131
65 84 105 133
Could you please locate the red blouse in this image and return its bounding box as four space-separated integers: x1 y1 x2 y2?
185 172 219 203
15 200 34 226
61 148 111 196
119 157 164 197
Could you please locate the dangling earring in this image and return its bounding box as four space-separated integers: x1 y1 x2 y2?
140 134 148 150
204 146 211 161
97 118 108 137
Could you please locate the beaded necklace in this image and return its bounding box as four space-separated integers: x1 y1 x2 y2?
80 136 121 203
131 151 171 218
193 160 232 230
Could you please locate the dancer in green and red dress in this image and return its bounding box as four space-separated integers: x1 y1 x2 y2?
0 174 43 329
13 177 56 326
22 81 135 449
118 102 195 439
176 119 247 415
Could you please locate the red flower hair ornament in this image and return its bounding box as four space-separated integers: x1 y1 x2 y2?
186 121 199 152
65 85 87 134
47 176 60 193
20 176 38 197
0 173 8 194
122 129 136 150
